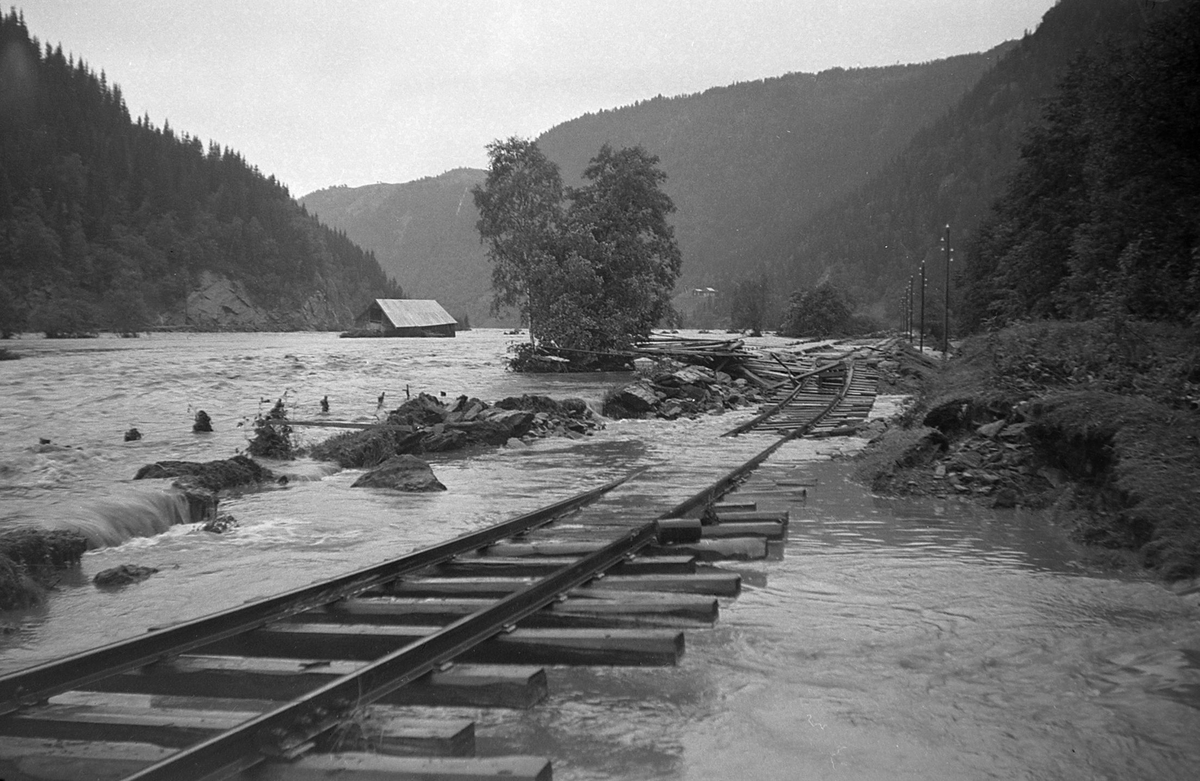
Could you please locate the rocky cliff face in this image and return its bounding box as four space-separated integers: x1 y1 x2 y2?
173 272 355 331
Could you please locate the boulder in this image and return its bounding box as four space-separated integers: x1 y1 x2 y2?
192 411 213 433
420 429 470 452
307 428 423 469
672 366 714 386
201 513 238 533
352 455 447 492
94 564 159 588
477 409 535 439
388 393 448 427
977 420 1006 438
134 455 273 492
660 400 685 420
998 422 1030 440
605 382 659 416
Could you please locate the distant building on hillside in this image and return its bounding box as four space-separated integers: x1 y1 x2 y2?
351 299 456 337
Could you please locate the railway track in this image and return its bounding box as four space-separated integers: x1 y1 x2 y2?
723 338 893 438
0 338 891 781
0 473 785 780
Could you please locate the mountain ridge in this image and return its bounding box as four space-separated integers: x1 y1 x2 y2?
302 47 1009 327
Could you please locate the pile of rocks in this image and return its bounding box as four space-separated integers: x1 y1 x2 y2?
603 365 765 420
309 392 604 469
389 392 601 449
881 399 1057 508
923 420 1054 507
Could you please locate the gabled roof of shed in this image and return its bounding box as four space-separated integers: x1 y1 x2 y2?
373 299 456 328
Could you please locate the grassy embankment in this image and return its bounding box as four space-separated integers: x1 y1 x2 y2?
858 319 1200 581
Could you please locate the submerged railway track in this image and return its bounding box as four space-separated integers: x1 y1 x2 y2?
0 337 890 781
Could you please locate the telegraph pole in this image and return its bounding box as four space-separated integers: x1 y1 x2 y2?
943 224 951 355
906 276 913 341
919 263 926 353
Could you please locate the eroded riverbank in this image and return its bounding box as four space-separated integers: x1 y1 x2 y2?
855 321 1200 589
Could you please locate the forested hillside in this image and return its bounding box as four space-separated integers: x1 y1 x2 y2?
536 49 1010 293
764 0 1157 322
961 0 1199 330
301 170 493 326
0 11 400 336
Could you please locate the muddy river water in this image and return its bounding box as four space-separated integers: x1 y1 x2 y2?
1 330 1197 779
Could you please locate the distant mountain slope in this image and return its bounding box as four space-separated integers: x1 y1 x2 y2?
535 48 1012 292
302 47 1007 327
301 169 496 325
763 0 1158 320
0 11 399 335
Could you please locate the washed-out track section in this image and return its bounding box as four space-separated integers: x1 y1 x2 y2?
720 338 892 438
0 474 794 780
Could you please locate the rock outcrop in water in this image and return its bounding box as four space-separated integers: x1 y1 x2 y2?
93 564 159 588
308 393 603 469
192 411 213 433
603 365 764 420
134 455 275 493
201 513 239 534
351 454 447 492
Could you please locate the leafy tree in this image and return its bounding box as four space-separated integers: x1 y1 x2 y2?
473 138 682 362
779 284 854 338
568 144 681 337
471 138 564 336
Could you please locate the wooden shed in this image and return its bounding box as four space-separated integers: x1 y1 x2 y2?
353 299 457 337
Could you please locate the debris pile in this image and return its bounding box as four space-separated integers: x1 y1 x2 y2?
308 393 604 469
874 401 1051 509
603 365 765 420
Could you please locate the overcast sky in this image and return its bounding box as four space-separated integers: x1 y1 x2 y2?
20 1 1057 197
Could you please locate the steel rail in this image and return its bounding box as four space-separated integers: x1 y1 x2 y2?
121 525 665 781
664 360 857 519
0 469 646 716
721 359 847 437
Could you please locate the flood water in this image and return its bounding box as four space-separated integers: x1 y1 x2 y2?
1 330 1198 780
